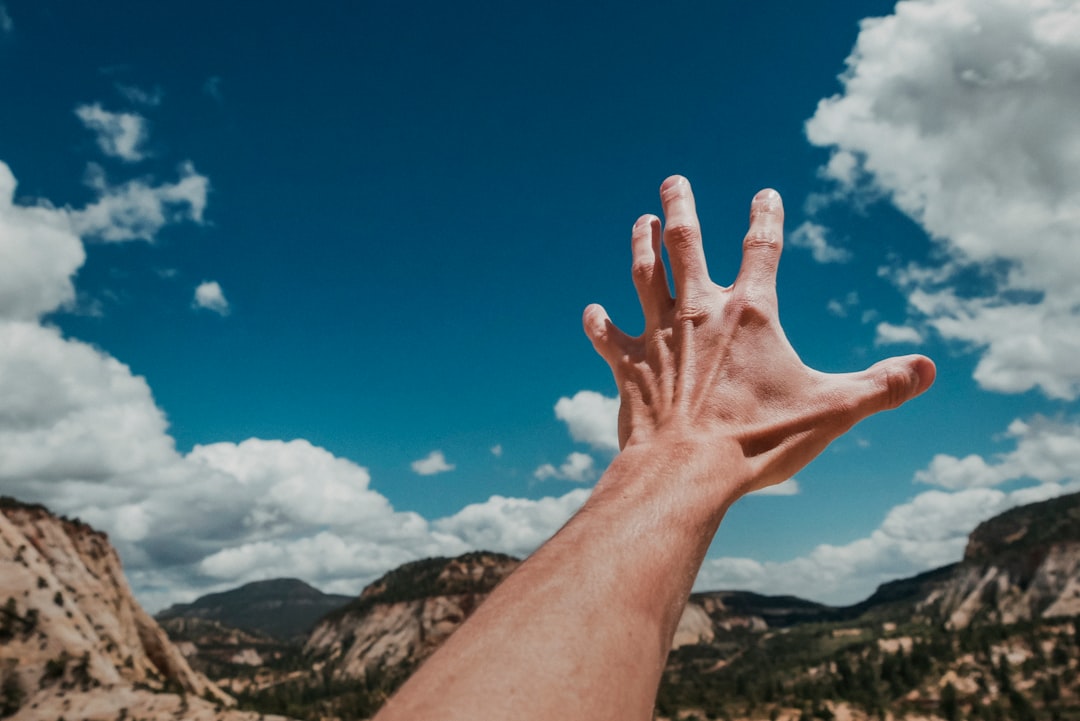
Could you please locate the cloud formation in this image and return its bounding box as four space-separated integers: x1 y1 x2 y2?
433 490 590 558
805 0 1080 399
554 390 619 453
193 281 229 315
698 480 1075 605
917 416 1080 490
874 322 924 346
115 83 163 107
0 4 11 34
534 452 596 483
75 103 149 162
789 221 852 263
410 450 455 476
71 162 208 242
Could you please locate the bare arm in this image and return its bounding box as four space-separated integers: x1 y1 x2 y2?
375 176 935 721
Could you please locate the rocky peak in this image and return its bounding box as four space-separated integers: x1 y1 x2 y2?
964 490 1080 563
0 496 286 721
304 551 520 684
921 491 1080 629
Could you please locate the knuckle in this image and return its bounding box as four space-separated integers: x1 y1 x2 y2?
630 259 654 284
727 292 771 328
879 365 909 409
665 222 700 250
743 229 780 252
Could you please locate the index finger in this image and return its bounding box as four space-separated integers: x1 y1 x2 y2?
659 175 711 300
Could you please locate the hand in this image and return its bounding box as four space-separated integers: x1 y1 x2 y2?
583 176 935 498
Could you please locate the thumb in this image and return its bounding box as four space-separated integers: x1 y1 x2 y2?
851 354 936 417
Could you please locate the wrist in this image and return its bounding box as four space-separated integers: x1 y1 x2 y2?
590 436 746 528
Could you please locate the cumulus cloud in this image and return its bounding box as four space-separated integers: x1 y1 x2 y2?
0 121 608 612
534 452 596 483
193 281 229 315
75 103 150 162
698 481 1077 604
0 4 11 34
874 321 924 346
0 163 85 320
411 450 455 476
433 489 590 558
805 0 1080 399
789 221 852 263
490 444 503 457
917 416 1080 490
554 390 620 453
71 162 208 242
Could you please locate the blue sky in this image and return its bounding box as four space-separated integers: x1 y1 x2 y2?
1 0 1078 610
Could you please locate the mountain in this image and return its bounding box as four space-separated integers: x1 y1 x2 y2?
157 578 352 641
303 551 519 682
920 490 1080 628
152 489 1080 720
0 496 291 721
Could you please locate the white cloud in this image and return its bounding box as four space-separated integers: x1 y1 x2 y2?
917 416 1080 490
193 281 229 315
71 161 208 242
827 291 860 318
534 452 596 483
700 415 1080 603
554 390 620 453
750 478 800 496
75 103 149 162
874 321 924 346
115 83 163 107
698 481 1077 604
805 0 1080 399
0 162 85 320
411 449 455 476
433 489 590 558
490 444 503 457
0 4 12 34
0 122 611 612
789 221 852 263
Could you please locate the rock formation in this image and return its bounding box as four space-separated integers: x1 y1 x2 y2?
0 497 289 721
303 551 519 681
920 491 1080 628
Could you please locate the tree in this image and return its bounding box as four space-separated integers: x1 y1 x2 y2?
939 681 959 721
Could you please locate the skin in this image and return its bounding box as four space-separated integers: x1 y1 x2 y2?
374 176 935 721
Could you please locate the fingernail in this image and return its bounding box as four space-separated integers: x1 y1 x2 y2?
752 188 781 207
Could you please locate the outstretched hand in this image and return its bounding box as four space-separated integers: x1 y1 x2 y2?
583 176 935 500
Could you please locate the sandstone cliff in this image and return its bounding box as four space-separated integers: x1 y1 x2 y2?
303 551 519 681
920 490 1080 628
0 497 289 721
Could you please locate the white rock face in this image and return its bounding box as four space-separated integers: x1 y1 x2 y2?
921 542 1080 629
304 553 519 681
0 500 289 720
671 602 715 649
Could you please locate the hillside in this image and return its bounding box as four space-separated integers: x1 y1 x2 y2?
0 496 292 721
227 490 1080 720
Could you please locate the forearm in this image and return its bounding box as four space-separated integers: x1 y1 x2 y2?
375 441 740 721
